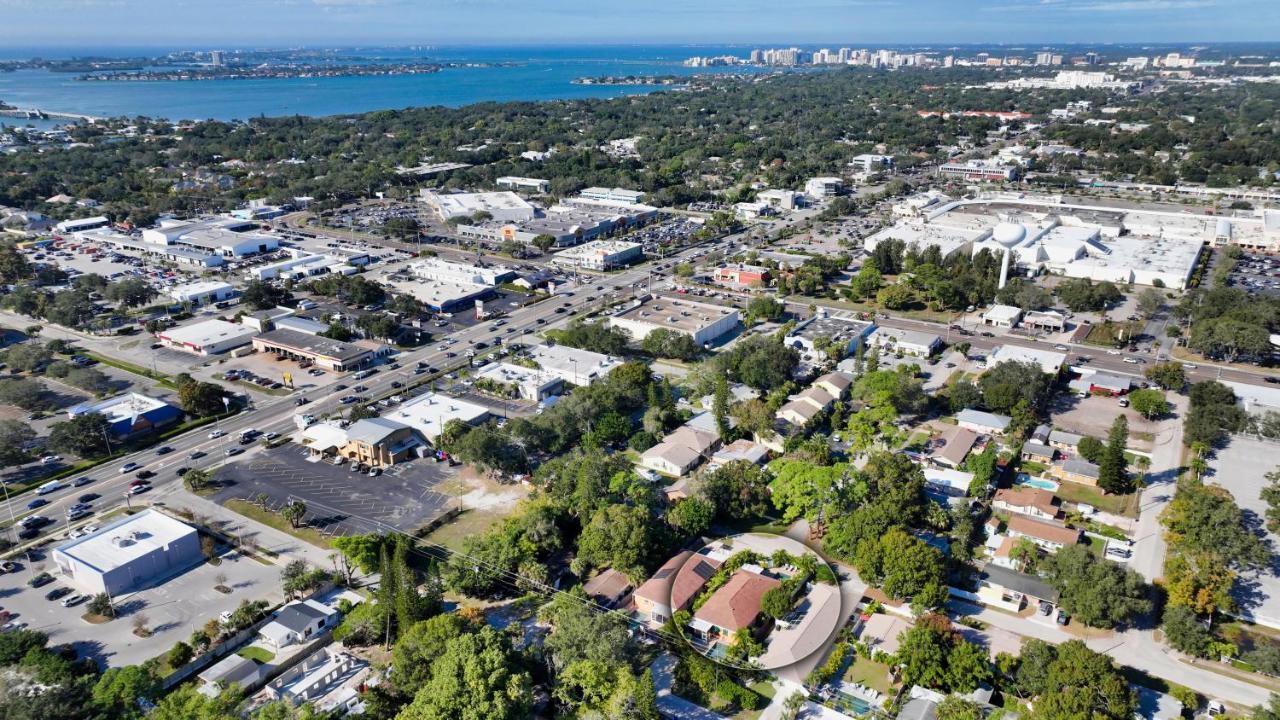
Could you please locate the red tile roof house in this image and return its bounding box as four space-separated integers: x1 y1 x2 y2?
634 551 722 626
689 570 781 646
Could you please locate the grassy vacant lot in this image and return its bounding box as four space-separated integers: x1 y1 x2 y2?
224 498 333 549
422 507 507 552
1083 321 1144 348
1054 481 1139 518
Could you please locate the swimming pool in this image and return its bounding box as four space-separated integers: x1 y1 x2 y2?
1016 474 1059 491
834 691 873 716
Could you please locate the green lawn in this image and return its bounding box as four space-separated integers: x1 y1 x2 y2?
842 655 893 695
237 646 275 664
1083 321 1144 348
224 498 332 548
422 507 506 552
1053 482 1139 518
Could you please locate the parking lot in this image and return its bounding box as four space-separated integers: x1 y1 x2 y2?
1048 393 1159 453
1226 251 1280 297
1208 435 1280 628
630 217 703 254
0 536 283 668
211 444 457 536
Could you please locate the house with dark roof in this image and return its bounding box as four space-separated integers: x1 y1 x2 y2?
931 426 978 469
1052 457 1101 487
974 563 1060 612
258 599 339 650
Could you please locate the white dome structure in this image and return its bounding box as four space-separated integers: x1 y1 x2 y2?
992 222 1027 247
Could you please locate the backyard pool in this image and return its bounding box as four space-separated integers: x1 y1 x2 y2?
834 691 874 716
1016 474 1059 491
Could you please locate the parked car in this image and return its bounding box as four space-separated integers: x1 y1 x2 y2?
39 455 61 465
28 572 53 588
60 594 85 608
45 586 72 601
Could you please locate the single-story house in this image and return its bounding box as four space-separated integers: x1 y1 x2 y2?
258 599 340 650
776 385 836 427
992 486 1062 521
1048 429 1084 454
956 409 1012 436
931 425 979 469
1021 440 1055 464
866 326 943 358
198 654 264 697
968 563 1060 613
1004 515 1081 552
709 439 769 470
923 466 975 498
1052 458 1101 487
1069 371 1131 397
813 372 854 399
583 568 632 609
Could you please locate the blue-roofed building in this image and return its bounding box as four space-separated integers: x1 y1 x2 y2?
66 392 183 439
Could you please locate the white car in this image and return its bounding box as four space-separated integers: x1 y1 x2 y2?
1106 349 1122 356
39 455 62 465
1123 357 1139 364
208 429 226 439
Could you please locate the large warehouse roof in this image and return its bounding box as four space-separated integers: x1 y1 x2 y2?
55 509 196 573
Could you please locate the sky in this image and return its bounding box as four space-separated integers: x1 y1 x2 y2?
2 0 1278 49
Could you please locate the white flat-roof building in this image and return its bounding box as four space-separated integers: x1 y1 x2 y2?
66 392 183 437
609 295 741 347
157 318 257 355
757 189 802 211
386 392 491 444
526 344 624 386
579 187 646 204
75 229 226 268
550 240 643 271
866 326 942 357
805 177 843 197
937 160 1019 182
982 304 1024 328
496 176 550 193
850 154 894 174
419 190 537 223
55 216 110 234
53 509 202 595
988 344 1066 375
410 257 517 286
475 363 563 401
168 280 234 306
142 217 279 257
246 249 355 282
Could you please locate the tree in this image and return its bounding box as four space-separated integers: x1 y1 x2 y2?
64 366 111 395
175 374 227 417
333 533 387 576
182 467 213 493
697 460 771 521
545 319 631 355
47 412 112 458
1031 641 1135 720
667 497 714 536
947 380 982 413
104 277 157 308
1077 435 1105 463
281 500 307 529
978 361 1051 414
1185 381 1246 447
3 343 51 372
1161 605 1213 657
745 296 784 324
937 697 983 720
641 328 699 360
532 234 557 254
876 282 914 310
92 662 162 718
1137 287 1164 319
87 593 114 617
397 627 531 720
1128 388 1170 419
242 280 290 310
281 559 328 598
0 419 35 468
0 377 48 410
1042 545 1151 629
1097 415 1130 494
574 503 650 577
167 640 194 668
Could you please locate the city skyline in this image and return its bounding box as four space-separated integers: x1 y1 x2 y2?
2 0 1278 49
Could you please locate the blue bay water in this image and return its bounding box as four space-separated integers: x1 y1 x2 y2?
0 45 767 122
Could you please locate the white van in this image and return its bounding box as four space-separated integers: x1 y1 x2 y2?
36 481 64 496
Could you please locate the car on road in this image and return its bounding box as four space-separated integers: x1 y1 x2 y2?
45 586 72 601
208 429 226 439
1122 357 1140 364
353 385 368 393
66 507 91 521
1182 363 1198 370
333 384 348 391
28 572 53 588
175 467 190 476
128 478 149 488
294 397 310 406
189 450 205 460
26 498 48 510
264 432 280 441
127 484 149 496
20 515 50 528
119 462 140 473
390 381 403 389
72 476 94 487
1106 349 1121 356
1053 344 1068 351
78 493 99 503
225 447 243 457
155 446 174 455
444 352 456 358
1267 377 1280 384
16 527 39 540
136 470 156 480
554 307 566 314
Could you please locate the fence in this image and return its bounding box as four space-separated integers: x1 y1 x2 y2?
162 609 281 690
